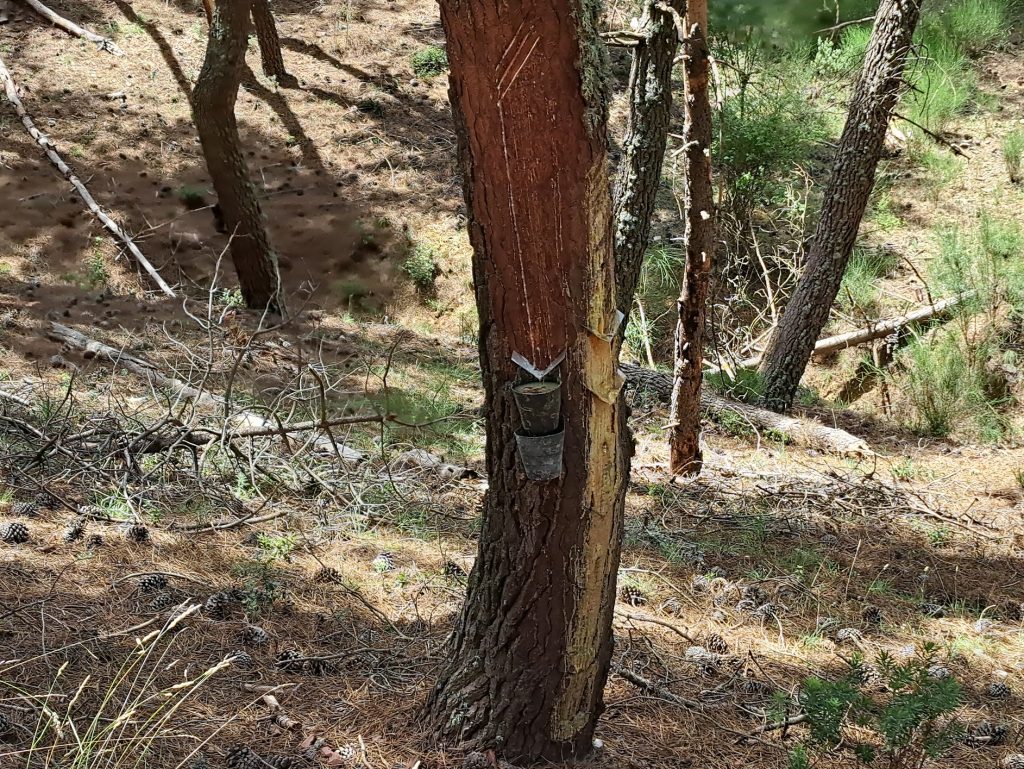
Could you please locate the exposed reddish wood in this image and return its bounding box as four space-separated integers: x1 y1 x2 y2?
423 1 629 762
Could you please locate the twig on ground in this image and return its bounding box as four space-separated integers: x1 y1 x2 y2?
617 668 704 710
0 58 173 295
19 0 124 54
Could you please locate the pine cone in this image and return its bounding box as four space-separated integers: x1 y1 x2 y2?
620 585 647 607
149 592 179 611
965 720 1008 747
229 650 254 669
137 574 168 593
920 602 946 618
304 658 332 677
690 574 711 594
443 559 467 579
861 605 882 626
0 711 12 737
34 492 59 509
185 752 209 769
741 584 766 604
63 518 86 543
702 632 729 654
1002 755 1024 769
10 501 39 517
1 522 29 544
313 566 341 584
242 625 270 647
660 597 683 616
86 533 104 548
835 627 862 644
225 745 263 769
987 681 1012 699
275 649 305 673
203 591 235 619
125 524 150 543
927 663 952 680
737 678 775 696
752 602 779 621
371 551 395 572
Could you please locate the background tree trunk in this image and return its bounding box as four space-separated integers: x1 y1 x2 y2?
192 0 284 313
613 0 685 314
423 1 629 763
668 4 714 477
758 0 923 412
250 0 293 84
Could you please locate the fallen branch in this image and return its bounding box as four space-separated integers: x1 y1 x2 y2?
617 668 703 710
710 293 971 373
737 712 808 741
893 111 967 158
20 0 124 54
0 57 174 296
622 363 872 456
47 321 365 465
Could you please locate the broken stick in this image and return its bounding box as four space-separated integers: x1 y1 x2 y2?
0 55 174 297
19 0 124 55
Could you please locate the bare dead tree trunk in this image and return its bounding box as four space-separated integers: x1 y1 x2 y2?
668 4 714 477
250 0 294 85
613 0 685 313
192 0 285 313
758 0 923 412
423 1 630 762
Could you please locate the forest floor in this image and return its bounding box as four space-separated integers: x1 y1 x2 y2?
1 0 1024 768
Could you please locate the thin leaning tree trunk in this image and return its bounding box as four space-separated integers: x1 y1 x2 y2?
250 0 294 84
192 0 285 313
668 7 714 477
758 0 924 412
613 0 685 314
423 0 629 762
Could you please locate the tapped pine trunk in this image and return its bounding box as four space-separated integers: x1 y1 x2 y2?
191 0 285 313
423 1 631 762
758 0 923 412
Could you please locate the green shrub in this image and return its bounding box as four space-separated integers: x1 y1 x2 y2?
840 247 900 315
932 215 1024 307
625 245 684 361
796 645 964 767
402 243 440 291
926 0 1008 53
411 45 448 77
900 330 1004 438
714 48 830 212
1003 128 1024 183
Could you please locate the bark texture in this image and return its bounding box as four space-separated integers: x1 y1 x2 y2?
668 7 714 477
250 0 293 83
424 1 629 762
612 0 684 313
758 0 923 412
192 0 284 313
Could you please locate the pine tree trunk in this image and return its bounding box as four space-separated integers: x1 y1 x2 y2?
613 0 684 314
192 0 284 313
758 0 923 412
668 5 714 477
423 1 630 762
250 0 293 84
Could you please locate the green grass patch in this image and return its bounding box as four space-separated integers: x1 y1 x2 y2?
411 45 448 77
1003 128 1024 184
839 246 900 315
402 242 440 292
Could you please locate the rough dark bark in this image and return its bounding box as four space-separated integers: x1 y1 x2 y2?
192 0 285 313
612 0 684 315
423 1 629 763
758 0 923 412
668 6 714 477
250 0 294 84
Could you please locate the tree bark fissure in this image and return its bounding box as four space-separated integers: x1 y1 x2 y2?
192 0 284 313
668 8 714 477
758 0 923 412
423 1 629 762
612 0 685 314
